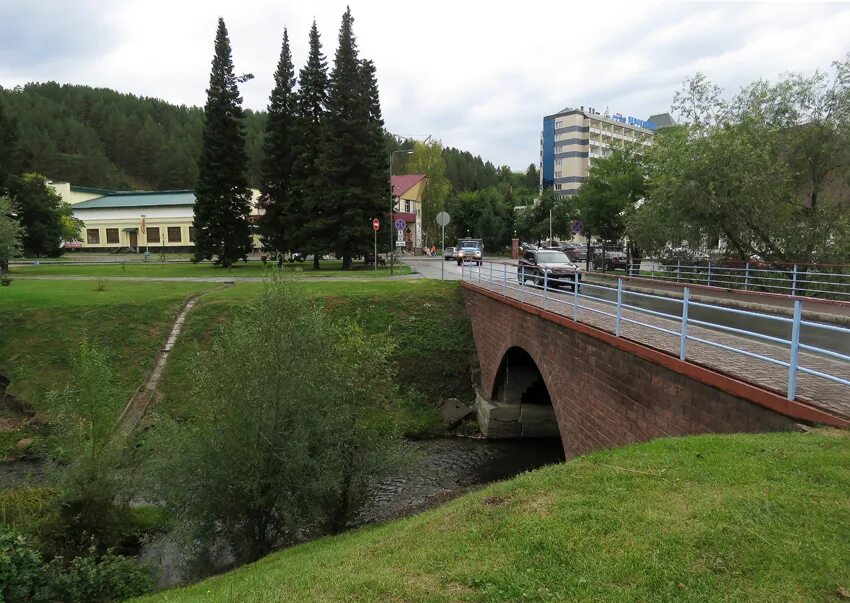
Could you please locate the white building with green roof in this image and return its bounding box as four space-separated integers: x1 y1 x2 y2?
49 183 262 251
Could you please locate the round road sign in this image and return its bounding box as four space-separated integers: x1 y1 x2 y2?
372 218 380 231
394 218 406 230
435 211 450 227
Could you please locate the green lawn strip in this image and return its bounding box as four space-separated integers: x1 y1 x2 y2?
0 280 215 457
136 430 850 603
9 261 411 278
154 280 471 436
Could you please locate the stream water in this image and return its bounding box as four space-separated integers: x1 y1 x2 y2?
1 437 565 588
141 436 566 588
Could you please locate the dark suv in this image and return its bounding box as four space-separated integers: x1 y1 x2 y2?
518 248 581 290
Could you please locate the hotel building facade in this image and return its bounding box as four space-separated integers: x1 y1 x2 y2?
540 106 673 196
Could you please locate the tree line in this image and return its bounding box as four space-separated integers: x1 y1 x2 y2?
533 55 850 265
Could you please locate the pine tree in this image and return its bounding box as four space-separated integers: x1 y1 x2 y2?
324 8 387 269
0 98 25 190
259 29 297 254
194 18 253 267
290 21 330 270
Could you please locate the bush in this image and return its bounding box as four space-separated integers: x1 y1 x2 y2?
0 526 153 602
151 275 405 569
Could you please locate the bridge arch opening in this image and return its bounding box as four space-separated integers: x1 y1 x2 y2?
478 347 564 443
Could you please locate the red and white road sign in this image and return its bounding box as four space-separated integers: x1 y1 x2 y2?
372 218 380 231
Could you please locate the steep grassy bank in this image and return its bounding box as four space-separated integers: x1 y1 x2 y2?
138 430 850 602
154 279 474 436
0 280 215 457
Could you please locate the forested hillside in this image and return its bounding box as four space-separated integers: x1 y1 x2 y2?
0 82 266 190
1 82 531 195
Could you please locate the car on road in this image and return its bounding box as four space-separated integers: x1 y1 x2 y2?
456 239 483 266
592 248 629 271
443 246 456 261
517 248 581 290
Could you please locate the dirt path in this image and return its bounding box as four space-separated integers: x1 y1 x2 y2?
113 285 228 436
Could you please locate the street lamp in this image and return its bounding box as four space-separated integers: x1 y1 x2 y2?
390 149 413 276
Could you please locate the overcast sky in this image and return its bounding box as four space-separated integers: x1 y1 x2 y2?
2 1 849 170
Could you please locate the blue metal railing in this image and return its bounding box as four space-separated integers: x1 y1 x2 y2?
625 259 850 300
466 261 850 404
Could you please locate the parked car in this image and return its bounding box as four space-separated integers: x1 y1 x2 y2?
517 248 581 290
558 243 580 261
592 248 629 271
456 239 484 266
443 246 456 261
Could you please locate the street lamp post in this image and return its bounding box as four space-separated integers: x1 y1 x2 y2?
390 149 413 276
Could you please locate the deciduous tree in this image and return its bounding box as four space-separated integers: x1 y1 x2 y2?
0 196 22 273
7 173 64 257
152 276 402 567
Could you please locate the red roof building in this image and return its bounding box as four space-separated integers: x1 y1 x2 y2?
390 174 428 251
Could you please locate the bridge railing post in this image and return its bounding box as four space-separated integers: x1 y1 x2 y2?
787 299 802 400
543 270 549 311
615 277 623 337
488 261 493 287
744 262 750 290
707 261 713 287
680 287 690 361
520 265 525 303
676 259 681 283
503 262 507 294
572 271 579 321
791 264 798 297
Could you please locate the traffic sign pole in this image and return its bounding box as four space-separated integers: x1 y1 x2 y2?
372 218 379 272
441 223 445 282
435 211 450 283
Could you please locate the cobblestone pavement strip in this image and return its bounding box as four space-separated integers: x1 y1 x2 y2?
473 276 850 420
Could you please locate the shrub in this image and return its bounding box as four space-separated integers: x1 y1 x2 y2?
0 526 153 602
151 275 405 569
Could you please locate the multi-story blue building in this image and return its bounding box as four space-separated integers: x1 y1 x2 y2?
539 106 673 196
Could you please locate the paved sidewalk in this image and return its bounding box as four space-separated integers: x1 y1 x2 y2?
472 278 850 420
6 274 422 284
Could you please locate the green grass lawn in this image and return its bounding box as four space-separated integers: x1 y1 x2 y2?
9 260 411 278
154 279 472 437
0 280 217 457
136 430 850 602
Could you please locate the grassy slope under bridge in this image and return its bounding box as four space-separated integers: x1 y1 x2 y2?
138 430 850 602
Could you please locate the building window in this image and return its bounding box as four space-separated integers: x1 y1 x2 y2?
167 227 182 243
188 227 196 243
555 158 562 166
555 171 562 178
86 229 100 245
554 183 562 191
147 227 160 243
404 200 410 213
106 228 119 244
556 120 563 128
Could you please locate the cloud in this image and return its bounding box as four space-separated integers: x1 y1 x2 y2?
0 0 117 68
1 0 849 170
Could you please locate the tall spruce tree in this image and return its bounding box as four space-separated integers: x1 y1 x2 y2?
0 98 25 190
324 8 388 269
194 18 253 267
259 29 297 253
290 21 330 270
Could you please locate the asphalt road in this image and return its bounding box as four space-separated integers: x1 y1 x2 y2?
403 257 850 358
